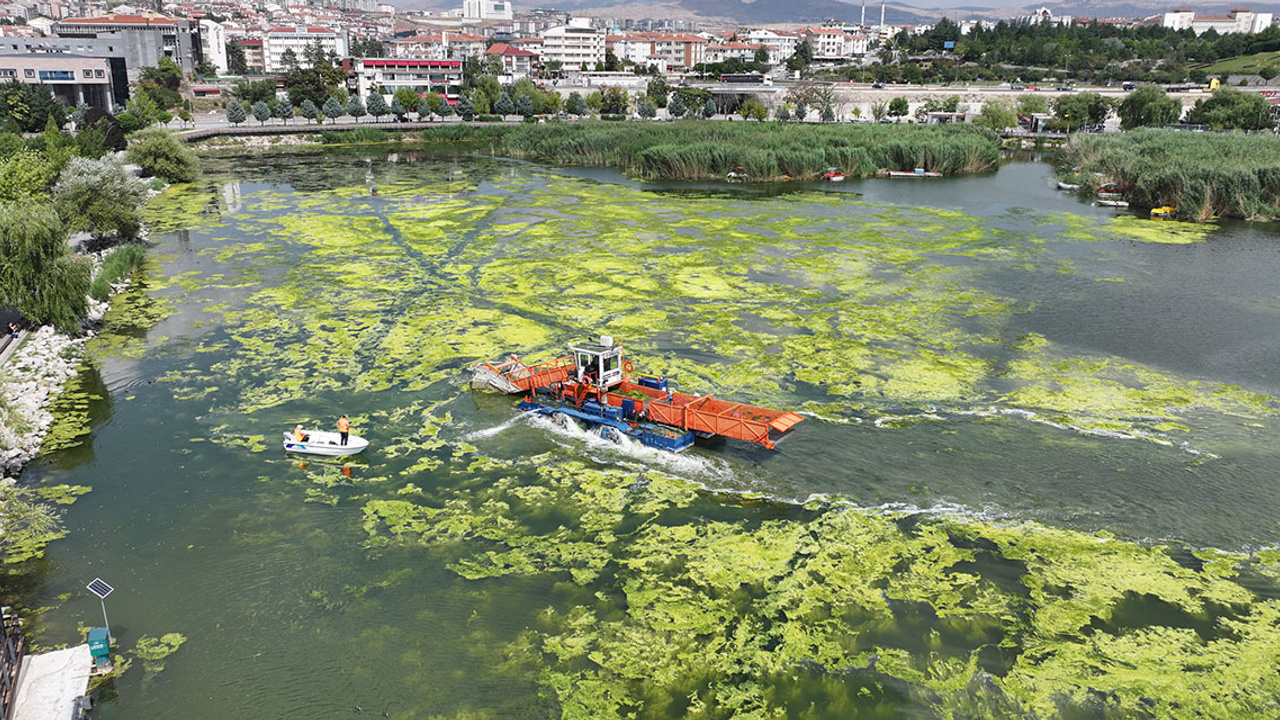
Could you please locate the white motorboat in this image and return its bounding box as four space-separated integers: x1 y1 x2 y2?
282 429 369 456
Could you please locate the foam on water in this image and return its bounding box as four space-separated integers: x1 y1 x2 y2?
462 410 536 440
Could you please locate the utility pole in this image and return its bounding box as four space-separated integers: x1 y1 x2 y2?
860 0 866 28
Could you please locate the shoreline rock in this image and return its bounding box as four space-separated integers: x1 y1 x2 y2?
0 327 85 477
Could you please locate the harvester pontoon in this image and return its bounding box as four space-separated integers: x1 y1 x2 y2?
471 337 803 451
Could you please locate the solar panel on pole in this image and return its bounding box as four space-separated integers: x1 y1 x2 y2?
87 578 113 637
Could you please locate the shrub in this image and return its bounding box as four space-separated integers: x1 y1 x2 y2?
52 156 148 239
0 149 56 202
476 114 503 122
0 202 90 331
125 128 199 183
88 243 146 300
319 127 391 144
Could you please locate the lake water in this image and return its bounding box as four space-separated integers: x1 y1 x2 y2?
17 149 1280 719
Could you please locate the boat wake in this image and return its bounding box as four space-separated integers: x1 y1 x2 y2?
525 413 736 483
463 411 537 440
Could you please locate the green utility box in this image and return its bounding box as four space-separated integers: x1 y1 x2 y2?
88 627 110 662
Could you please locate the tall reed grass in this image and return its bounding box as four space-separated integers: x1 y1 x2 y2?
418 122 1000 181
89 244 146 301
1061 128 1280 220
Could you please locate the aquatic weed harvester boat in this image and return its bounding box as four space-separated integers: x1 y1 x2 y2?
471 337 803 451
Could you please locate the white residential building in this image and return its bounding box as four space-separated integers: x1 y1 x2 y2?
346 57 464 101
198 19 228 73
263 26 347 73
1163 7 1273 35
541 20 604 69
741 29 798 60
703 41 764 64
607 32 705 69
462 0 512 21
387 31 486 59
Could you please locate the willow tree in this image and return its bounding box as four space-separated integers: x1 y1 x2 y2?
0 203 91 331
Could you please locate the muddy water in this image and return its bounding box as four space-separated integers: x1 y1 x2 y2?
18 150 1280 719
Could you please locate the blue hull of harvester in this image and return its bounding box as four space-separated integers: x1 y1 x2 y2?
517 399 695 452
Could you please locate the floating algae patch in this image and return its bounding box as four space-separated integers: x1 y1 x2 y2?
354 456 1280 719
1108 215 1216 244
39 363 104 455
999 334 1278 438
132 633 187 675
156 162 1280 450
142 182 226 234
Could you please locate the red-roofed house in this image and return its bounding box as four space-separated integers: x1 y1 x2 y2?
486 42 538 77
263 26 347 73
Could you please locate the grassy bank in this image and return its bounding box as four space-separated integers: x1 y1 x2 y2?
415 121 1001 181
1060 128 1280 221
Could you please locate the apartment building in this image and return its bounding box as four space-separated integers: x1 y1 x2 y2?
344 57 464 101
485 42 537 77
0 53 117 108
541 20 603 69
262 26 348 73
53 12 203 76
608 32 705 69
387 31 486 60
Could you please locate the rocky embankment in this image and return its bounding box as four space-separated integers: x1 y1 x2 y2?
0 251 122 478
0 327 86 476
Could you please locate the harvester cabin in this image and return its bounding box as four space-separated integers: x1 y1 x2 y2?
570 339 623 390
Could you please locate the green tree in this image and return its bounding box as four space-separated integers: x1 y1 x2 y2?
774 104 791 122
303 39 328 69
195 60 218 78
974 97 1018 129
438 98 455 119
601 88 628 115
820 102 835 123
637 99 656 119
321 97 343 123
299 99 318 124
252 100 271 125
125 128 198 183
52 156 147 241
347 97 366 122
604 48 621 72
1052 92 1111 131
1017 94 1049 114
417 95 433 120
393 87 420 117
231 79 276 105
494 92 515 116
456 94 475 120
739 98 767 121
227 41 249 74
0 150 55 202
226 101 247 126
281 48 300 71
1186 87 1271 130
667 93 686 119
1117 84 1182 129
646 77 669 108
366 92 388 122
390 97 407 122
0 202 90 331
702 98 717 119
0 81 67 132
274 100 294 124
75 125 108 159
285 64 345 108
786 39 813 73
516 94 535 119
753 46 770 65
888 97 909 119
794 102 807 121
871 100 889 121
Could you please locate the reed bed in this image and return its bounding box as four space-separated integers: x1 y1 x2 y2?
1061 129 1280 221
418 122 1000 181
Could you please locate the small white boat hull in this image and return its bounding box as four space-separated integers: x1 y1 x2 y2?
282 430 369 456
1095 199 1129 208
1057 181 1080 190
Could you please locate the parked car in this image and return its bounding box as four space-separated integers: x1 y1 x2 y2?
871 81 885 89
1056 85 1073 91
1010 84 1025 91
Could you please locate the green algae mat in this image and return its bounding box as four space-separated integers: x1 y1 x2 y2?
24 152 1280 719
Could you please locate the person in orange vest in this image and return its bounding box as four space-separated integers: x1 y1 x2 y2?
337 415 350 446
